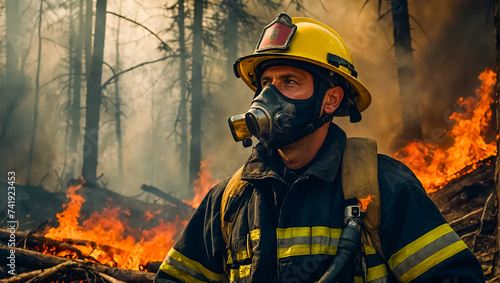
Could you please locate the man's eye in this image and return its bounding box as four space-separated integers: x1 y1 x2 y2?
284 79 298 85
262 81 270 87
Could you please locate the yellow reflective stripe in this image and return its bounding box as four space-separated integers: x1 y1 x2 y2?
388 224 453 269
227 250 233 265
276 227 341 258
168 248 226 282
236 249 249 261
354 276 364 283
276 227 342 239
367 264 388 281
240 264 251 278
250 229 260 241
399 240 467 282
277 244 337 258
364 244 377 255
229 264 251 280
159 261 206 283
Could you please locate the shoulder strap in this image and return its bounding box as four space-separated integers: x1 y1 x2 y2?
220 166 247 246
342 137 385 259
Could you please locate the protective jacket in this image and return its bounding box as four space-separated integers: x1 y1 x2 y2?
154 124 485 283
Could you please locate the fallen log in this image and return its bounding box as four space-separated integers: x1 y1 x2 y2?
144 261 162 273
0 229 96 263
0 244 154 283
98 271 127 283
140 184 188 208
140 184 195 221
0 228 136 267
57 237 126 262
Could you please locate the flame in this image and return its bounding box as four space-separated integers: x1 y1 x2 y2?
41 158 217 270
43 184 186 270
359 195 375 211
394 69 497 193
184 157 219 209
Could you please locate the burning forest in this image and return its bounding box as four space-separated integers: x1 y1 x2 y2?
394 69 497 193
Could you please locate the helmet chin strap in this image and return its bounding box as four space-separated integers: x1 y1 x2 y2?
303 72 334 135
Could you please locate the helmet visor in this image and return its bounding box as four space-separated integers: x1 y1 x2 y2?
256 13 297 52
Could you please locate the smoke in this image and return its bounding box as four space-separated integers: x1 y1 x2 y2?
1 0 495 196
414 0 495 141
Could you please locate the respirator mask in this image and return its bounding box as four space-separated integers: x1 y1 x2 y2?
228 70 336 149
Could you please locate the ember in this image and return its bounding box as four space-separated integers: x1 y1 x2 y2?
394 69 497 193
358 195 375 211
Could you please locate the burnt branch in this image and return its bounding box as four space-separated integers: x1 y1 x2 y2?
100 55 180 91
4 261 79 283
448 208 483 226
409 15 430 40
471 192 494 251
106 11 173 53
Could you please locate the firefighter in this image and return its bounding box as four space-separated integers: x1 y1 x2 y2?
154 13 485 282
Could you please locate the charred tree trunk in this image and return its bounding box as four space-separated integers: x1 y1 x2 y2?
85 0 94 79
1 0 21 174
494 0 500 276
150 89 157 184
225 0 239 86
4 0 19 103
178 0 188 190
66 0 75 170
189 0 203 189
114 0 124 177
26 0 44 185
391 0 423 141
67 0 85 179
81 0 107 184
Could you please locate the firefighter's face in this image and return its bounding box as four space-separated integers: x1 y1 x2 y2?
260 66 315 100
260 65 344 116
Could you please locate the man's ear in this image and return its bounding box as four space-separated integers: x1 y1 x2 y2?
322 86 344 115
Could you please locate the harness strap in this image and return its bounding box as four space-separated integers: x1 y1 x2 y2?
342 137 384 259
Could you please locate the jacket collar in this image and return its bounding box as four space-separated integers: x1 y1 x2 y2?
240 123 347 183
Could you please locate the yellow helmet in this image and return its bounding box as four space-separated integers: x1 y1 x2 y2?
234 13 371 113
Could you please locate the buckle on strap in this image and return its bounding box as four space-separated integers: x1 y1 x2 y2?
327 53 358 78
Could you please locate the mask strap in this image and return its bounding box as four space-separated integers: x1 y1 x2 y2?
303 73 333 135
311 74 323 119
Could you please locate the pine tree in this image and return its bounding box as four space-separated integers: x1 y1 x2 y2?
81 0 107 184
